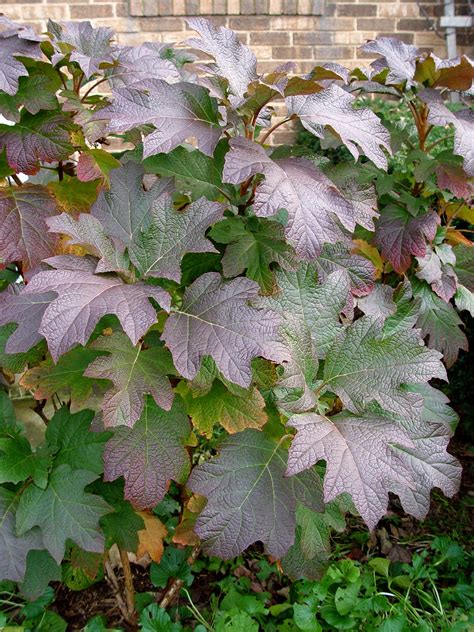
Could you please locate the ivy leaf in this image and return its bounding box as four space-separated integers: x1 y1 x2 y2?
0 111 74 175
0 285 53 353
287 411 420 529
178 379 267 437
421 89 474 176
84 332 175 428
188 430 297 558
0 17 43 95
129 195 224 282
103 397 190 509
256 265 349 358
412 279 468 368
16 465 111 563
98 80 222 158
20 347 103 410
223 138 356 259
162 272 284 388
287 85 391 169
314 243 376 299
91 162 173 247
110 42 180 89
361 37 420 86
374 204 440 274
150 546 193 589
144 146 229 200
48 20 114 78
209 217 298 294
186 18 258 101
23 258 170 360
45 407 111 475
322 316 446 419
0 488 43 582
0 185 59 271
46 213 130 274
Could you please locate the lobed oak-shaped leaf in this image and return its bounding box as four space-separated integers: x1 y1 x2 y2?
186 18 258 101
287 85 391 169
0 185 59 271
0 488 43 583
416 243 457 302
412 278 468 367
256 266 349 359
22 257 170 360
110 42 180 89
314 243 376 300
162 272 284 388
0 111 74 175
0 285 54 354
0 17 43 96
357 284 396 319
223 138 356 259
287 412 415 530
103 397 190 509
129 195 224 282
85 332 175 427
209 217 298 294
454 244 474 291
47 213 129 274
48 20 114 78
361 37 420 86
421 89 474 177
16 465 111 563
91 162 173 247
97 80 222 159
374 204 440 274
178 379 267 437
322 316 446 420
188 430 297 559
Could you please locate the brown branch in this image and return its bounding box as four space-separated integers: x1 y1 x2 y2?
159 545 201 609
119 547 136 622
104 554 131 624
11 174 23 187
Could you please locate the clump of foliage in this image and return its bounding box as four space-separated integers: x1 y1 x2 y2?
0 15 473 615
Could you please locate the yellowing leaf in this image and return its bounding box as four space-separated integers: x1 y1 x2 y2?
49 176 100 212
352 239 384 279
173 494 206 546
135 511 167 563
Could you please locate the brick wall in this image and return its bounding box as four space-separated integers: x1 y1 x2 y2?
3 0 473 73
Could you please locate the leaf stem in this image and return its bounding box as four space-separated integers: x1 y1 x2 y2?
81 75 110 102
119 547 136 621
159 544 201 609
11 174 23 187
259 116 294 145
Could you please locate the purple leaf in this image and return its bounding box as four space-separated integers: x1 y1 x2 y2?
110 43 181 89
23 258 170 360
360 37 421 86
374 204 440 274
416 244 457 302
188 429 297 558
0 185 59 270
0 17 43 95
91 162 173 247
0 285 53 354
421 89 474 177
357 284 396 319
162 272 284 387
223 138 356 259
186 18 258 101
85 332 175 427
48 20 114 78
129 195 224 282
0 111 74 175
103 397 190 509
287 412 415 530
287 85 391 169
314 242 376 298
96 80 222 158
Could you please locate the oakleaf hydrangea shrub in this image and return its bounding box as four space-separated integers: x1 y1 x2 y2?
0 15 472 593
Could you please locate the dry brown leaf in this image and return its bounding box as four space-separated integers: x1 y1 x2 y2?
135 511 167 563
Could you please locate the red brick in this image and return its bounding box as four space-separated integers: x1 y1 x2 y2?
272 46 313 59
250 31 291 45
70 4 114 18
293 31 333 45
338 4 377 17
229 16 270 30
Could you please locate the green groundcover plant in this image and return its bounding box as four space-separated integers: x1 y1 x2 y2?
0 14 473 605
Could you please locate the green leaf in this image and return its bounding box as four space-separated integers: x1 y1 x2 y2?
177 379 267 437
293 603 321 631
49 176 100 212
16 465 112 563
210 217 298 294
322 316 446 420
139 604 183 632
215 611 259 632
0 324 46 374
0 435 37 484
20 346 104 410
144 145 231 200
20 550 61 601
45 407 111 475
150 546 193 589
0 390 19 435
